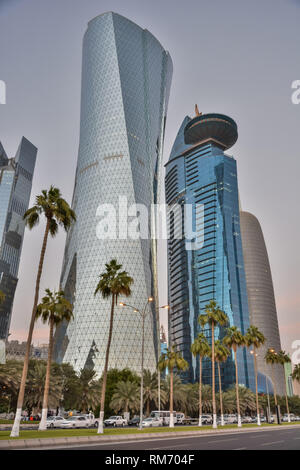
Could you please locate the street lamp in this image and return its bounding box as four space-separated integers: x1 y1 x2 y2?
157 305 170 413
120 296 153 430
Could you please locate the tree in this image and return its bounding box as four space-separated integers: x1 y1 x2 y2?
265 348 279 411
35 289 73 430
161 374 188 412
213 340 230 426
75 369 101 413
110 381 140 415
223 386 256 414
94 259 133 434
11 186 75 437
223 326 246 427
24 360 63 416
158 347 188 427
198 300 228 428
143 370 167 416
278 350 292 422
292 364 300 384
245 325 266 425
191 332 211 426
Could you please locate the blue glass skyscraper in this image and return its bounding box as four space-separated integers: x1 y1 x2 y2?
0 138 37 339
54 13 172 376
165 111 255 391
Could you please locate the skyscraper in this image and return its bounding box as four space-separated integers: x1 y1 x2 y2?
0 137 37 339
165 111 255 391
54 12 172 376
240 211 286 395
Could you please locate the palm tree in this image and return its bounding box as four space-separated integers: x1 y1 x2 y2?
158 347 188 427
76 369 101 413
292 364 300 384
11 186 75 437
278 350 292 422
143 370 167 416
110 381 140 415
161 374 189 412
223 326 246 427
265 348 279 410
191 332 211 426
245 325 266 425
94 259 133 434
198 300 228 428
213 340 230 426
35 289 73 430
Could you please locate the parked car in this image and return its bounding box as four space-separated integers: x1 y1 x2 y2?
201 414 213 425
104 416 127 427
242 416 252 423
46 416 65 428
59 416 90 429
141 417 163 427
128 416 141 426
223 414 237 424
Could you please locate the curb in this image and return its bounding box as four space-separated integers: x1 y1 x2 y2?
1 424 300 449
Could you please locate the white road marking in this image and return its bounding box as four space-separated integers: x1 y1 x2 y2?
260 440 284 446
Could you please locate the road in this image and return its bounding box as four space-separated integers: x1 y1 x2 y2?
39 426 300 450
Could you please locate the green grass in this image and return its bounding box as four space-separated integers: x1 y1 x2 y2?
0 420 39 425
0 421 299 441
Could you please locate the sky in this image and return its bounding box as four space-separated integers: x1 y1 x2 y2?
0 0 299 359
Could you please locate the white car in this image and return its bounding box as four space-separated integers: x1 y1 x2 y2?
103 416 127 427
201 414 213 424
141 417 163 427
46 416 65 428
59 416 90 429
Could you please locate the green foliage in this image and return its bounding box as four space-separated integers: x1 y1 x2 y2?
110 381 140 414
75 369 101 413
158 346 188 373
198 300 228 330
94 259 134 299
24 186 76 236
95 368 140 418
36 289 73 326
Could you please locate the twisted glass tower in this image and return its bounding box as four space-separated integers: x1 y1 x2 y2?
54 13 172 376
165 112 255 391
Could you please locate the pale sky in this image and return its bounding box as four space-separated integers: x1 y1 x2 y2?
0 0 299 359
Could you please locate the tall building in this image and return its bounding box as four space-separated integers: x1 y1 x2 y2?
240 211 286 395
54 12 172 376
165 110 255 391
0 137 37 339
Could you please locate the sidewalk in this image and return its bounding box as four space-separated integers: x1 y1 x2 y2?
1 423 300 450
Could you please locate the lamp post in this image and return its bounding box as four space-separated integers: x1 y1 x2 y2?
120 297 153 430
157 305 170 413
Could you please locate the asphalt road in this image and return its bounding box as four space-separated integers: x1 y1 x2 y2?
48 426 300 450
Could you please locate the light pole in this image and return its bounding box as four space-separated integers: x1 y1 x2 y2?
157 305 170 413
120 297 153 430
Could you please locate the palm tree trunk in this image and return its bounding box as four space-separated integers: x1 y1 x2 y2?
271 367 278 406
146 399 150 417
39 316 54 430
98 293 115 434
211 323 217 428
169 368 174 427
253 348 261 425
283 366 290 422
217 361 224 426
198 356 202 426
234 347 242 427
11 218 50 437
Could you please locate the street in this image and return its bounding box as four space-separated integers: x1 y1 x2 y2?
36 426 300 450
